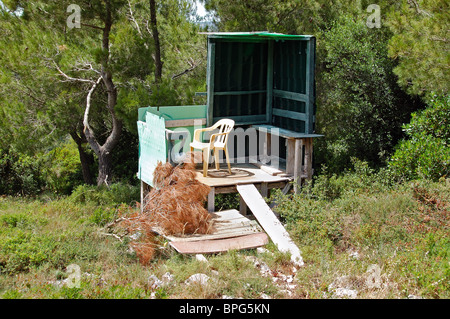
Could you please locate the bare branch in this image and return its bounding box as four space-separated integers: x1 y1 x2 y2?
407 0 432 17
83 76 103 155
127 0 142 36
172 59 199 79
97 232 124 242
53 61 96 84
73 62 101 74
80 22 105 31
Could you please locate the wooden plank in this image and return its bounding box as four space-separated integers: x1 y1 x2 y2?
237 184 304 266
206 40 215 127
293 139 303 194
304 138 313 181
213 90 266 96
272 108 307 122
170 233 269 254
266 40 274 124
260 182 268 197
239 194 248 216
160 209 264 242
286 139 295 175
258 164 283 176
165 118 206 128
163 222 261 242
253 124 323 139
273 89 308 103
195 163 290 188
305 38 315 134
207 187 215 213
213 114 267 125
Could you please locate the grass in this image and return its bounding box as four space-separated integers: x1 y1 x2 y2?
0 171 448 299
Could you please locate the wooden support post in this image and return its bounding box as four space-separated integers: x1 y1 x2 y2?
239 194 248 216
207 187 215 213
261 131 272 165
140 180 151 213
303 138 313 183
293 139 303 194
286 139 295 175
206 40 216 127
260 182 268 198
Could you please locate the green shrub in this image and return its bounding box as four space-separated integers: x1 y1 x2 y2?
0 148 44 195
389 95 450 181
0 231 57 274
315 15 424 173
89 206 118 226
41 139 83 195
311 158 392 201
70 182 140 206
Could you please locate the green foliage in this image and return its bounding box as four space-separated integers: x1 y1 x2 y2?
214 193 240 211
389 95 450 181
89 206 118 227
271 171 449 298
70 183 140 206
0 148 45 195
41 139 84 195
0 0 206 188
387 0 449 95
0 230 57 274
204 0 362 34
315 15 423 173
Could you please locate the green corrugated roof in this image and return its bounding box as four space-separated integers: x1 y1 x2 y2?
203 32 313 40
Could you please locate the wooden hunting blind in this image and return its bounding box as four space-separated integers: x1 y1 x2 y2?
206 32 317 135
137 32 321 258
138 32 321 196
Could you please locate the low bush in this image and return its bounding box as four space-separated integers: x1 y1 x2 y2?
389 95 449 181
0 149 44 195
70 182 140 206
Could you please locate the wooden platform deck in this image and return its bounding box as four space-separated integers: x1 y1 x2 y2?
195 163 291 188
194 162 292 213
157 209 269 254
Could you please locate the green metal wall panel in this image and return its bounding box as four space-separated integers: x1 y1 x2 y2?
137 113 166 187
137 105 207 186
207 33 316 133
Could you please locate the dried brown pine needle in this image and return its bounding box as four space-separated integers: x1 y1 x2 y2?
118 153 214 264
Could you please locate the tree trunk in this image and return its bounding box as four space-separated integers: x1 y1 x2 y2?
97 150 112 186
82 0 123 187
70 130 94 185
149 0 162 82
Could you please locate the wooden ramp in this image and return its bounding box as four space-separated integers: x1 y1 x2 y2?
237 184 304 266
163 209 269 254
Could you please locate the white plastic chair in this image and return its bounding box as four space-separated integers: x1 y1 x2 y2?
190 119 235 177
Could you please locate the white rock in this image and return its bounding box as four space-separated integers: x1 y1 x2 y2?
129 231 142 241
245 256 272 277
161 272 174 284
348 250 360 259
332 288 358 299
211 270 219 277
148 275 163 289
195 254 208 262
185 273 210 286
408 294 424 299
